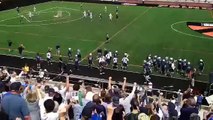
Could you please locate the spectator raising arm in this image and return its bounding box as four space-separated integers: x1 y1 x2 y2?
108 76 112 90
122 77 127 91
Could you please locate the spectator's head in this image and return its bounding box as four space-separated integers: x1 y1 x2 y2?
138 113 149 120
104 93 112 104
112 96 120 107
48 88 55 97
112 85 120 96
26 92 37 103
73 84 80 91
86 86 92 93
93 94 101 104
53 92 63 105
10 82 22 93
130 98 139 111
44 99 55 113
145 104 154 116
150 114 160 120
100 89 106 100
44 85 50 93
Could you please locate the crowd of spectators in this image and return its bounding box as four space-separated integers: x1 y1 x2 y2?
0 66 213 120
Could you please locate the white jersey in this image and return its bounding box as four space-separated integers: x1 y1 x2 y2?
29 11 33 17
83 11 87 17
108 51 112 58
113 57 118 63
46 52 51 59
104 6 107 12
33 6 36 12
99 56 105 63
109 13 113 20
122 57 129 64
90 12 93 19
106 53 110 60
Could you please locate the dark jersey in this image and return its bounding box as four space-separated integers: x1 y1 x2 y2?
116 13 118 19
35 55 41 62
56 45 60 50
106 35 109 41
18 46 24 54
8 40 12 47
16 7 20 13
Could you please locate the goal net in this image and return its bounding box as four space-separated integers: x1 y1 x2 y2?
54 11 63 18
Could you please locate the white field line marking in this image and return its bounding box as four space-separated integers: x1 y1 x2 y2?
22 15 31 23
0 16 83 27
0 7 82 27
81 7 152 62
30 10 71 23
0 7 57 23
56 7 80 11
171 21 213 40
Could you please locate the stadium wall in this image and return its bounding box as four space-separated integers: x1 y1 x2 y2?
0 0 212 11
0 55 208 94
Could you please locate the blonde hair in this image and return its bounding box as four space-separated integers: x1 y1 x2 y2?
26 92 37 103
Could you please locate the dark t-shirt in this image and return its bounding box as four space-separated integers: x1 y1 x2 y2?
95 104 107 120
1 93 30 120
179 107 198 120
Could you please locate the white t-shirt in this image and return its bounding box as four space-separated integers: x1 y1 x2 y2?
43 112 59 120
85 92 94 101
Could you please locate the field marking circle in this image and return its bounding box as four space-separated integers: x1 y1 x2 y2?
171 21 213 40
30 10 71 23
0 7 82 27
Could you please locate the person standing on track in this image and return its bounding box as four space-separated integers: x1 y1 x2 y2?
106 33 109 43
46 49 52 65
121 53 129 70
18 44 25 59
35 53 42 69
7 39 12 52
88 53 93 68
116 12 119 20
109 13 113 21
16 6 20 15
67 48 72 62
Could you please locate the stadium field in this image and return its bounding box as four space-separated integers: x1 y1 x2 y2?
0 1 213 82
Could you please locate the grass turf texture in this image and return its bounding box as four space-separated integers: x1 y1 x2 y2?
0 1 213 82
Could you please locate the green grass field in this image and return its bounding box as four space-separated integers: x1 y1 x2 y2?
0 1 213 81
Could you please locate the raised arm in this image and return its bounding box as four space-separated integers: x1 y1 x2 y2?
65 74 70 91
122 77 127 91
108 76 112 90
